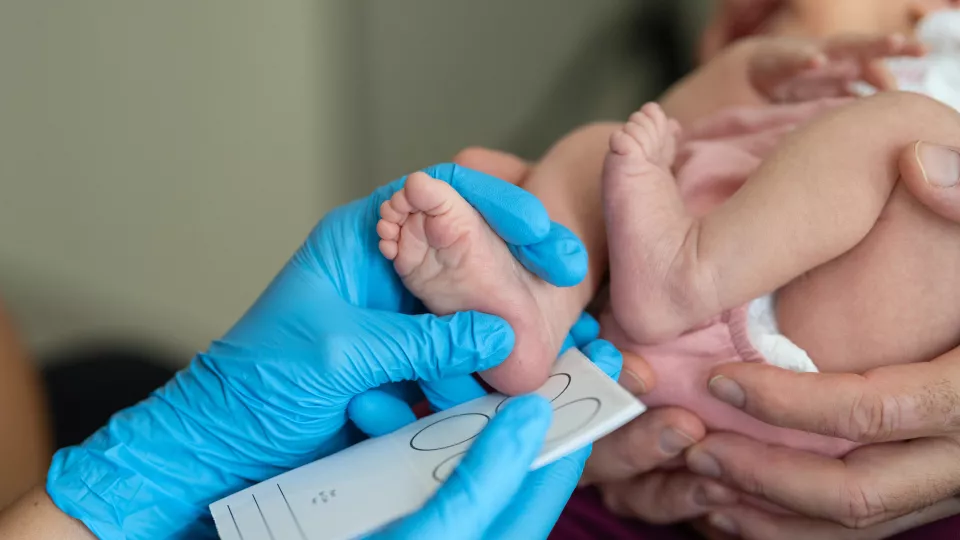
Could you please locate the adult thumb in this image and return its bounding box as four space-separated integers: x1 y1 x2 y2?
370 310 515 386
901 141 960 223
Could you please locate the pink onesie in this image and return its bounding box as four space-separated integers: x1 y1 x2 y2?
601 99 857 458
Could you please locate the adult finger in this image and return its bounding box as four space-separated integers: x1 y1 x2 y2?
419 374 488 412
600 471 738 525
580 339 622 380
444 151 588 288
507 221 588 287
900 141 960 223
419 322 610 414
569 312 601 348
687 432 960 528
618 349 657 396
348 390 417 436
706 353 960 442
451 146 532 186
423 163 550 245
485 445 592 539
377 395 551 538
707 496 960 540
862 59 897 92
581 407 705 485
372 310 513 386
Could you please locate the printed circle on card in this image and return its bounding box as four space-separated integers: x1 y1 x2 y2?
410 413 490 451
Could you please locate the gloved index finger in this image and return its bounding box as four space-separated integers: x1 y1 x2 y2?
580 340 623 381
348 390 418 437
422 163 551 245
508 221 588 288
419 375 488 412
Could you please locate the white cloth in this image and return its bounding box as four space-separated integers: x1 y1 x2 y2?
854 10 960 110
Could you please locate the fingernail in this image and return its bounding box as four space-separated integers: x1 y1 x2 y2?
620 369 648 395
708 376 746 409
688 448 722 478
916 141 960 188
659 427 696 455
708 513 740 536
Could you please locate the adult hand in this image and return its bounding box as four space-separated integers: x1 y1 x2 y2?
674 139 960 539
357 339 623 540
574 351 738 525
44 163 589 539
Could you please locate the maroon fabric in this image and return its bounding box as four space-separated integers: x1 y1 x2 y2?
550 488 698 540
551 488 960 539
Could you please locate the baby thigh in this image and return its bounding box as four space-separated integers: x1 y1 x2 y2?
777 93 960 373
778 179 960 373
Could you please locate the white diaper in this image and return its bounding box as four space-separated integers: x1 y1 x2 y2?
745 294 819 373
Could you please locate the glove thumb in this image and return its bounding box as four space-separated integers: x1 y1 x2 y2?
368 310 515 387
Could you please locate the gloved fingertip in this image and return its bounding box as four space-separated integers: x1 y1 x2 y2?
498 394 553 430
581 340 623 380
440 162 551 244
558 333 576 355
513 222 588 287
349 391 418 437
570 312 601 346
468 312 516 370
419 162 455 182
420 376 488 412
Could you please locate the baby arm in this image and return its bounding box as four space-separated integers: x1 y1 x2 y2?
660 33 923 127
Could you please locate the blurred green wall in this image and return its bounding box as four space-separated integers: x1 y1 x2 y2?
0 0 707 363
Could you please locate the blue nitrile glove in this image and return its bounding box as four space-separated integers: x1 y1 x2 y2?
350 311 603 431
45 163 588 540
360 339 623 540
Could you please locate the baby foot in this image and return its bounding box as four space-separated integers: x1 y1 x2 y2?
603 103 717 344
377 172 563 395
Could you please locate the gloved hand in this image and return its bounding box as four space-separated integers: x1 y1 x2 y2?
350 311 603 433
45 163 588 539
367 339 624 540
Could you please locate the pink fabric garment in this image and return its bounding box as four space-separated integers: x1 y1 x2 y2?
601 306 856 457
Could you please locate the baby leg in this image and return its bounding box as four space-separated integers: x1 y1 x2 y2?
779 153 960 373
605 92 960 344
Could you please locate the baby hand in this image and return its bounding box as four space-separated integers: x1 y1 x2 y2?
749 34 927 103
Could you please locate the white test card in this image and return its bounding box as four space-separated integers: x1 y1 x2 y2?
210 348 646 540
